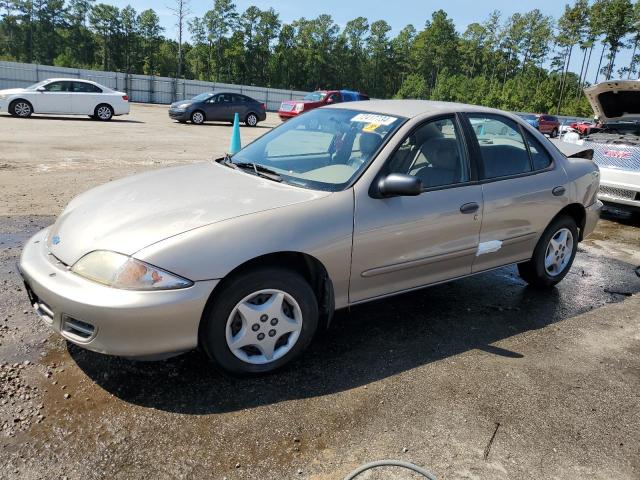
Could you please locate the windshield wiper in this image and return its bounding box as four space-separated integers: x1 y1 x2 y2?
233 162 282 182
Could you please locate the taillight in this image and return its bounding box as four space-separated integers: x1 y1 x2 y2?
122 95 129 101
262 103 267 110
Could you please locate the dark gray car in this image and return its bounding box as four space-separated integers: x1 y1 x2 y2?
168 92 267 126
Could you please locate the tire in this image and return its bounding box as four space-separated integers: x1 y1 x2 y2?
191 110 205 124
94 104 113 121
550 128 559 138
9 99 33 118
200 267 319 376
245 112 259 127
517 215 578 288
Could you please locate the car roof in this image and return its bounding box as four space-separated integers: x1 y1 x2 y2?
325 99 518 119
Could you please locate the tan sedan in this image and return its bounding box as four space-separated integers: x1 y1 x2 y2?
19 100 602 375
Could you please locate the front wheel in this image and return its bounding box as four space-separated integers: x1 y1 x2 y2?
245 112 259 127
10 100 33 118
518 215 578 288
200 268 318 376
191 110 205 124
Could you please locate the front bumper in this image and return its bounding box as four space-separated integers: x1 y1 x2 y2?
168 109 190 121
583 200 603 239
18 228 218 357
278 110 298 121
598 167 640 212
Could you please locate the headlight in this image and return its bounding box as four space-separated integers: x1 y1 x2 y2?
176 103 190 110
0 94 6 100
71 251 193 290
294 103 304 113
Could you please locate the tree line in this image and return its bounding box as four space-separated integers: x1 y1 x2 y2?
0 0 638 116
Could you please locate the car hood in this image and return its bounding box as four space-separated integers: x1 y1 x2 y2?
47 162 330 266
584 80 640 123
0 88 28 95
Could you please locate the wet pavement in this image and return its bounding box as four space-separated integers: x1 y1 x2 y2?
1 212 639 479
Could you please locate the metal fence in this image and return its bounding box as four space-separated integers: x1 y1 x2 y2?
0 60 309 110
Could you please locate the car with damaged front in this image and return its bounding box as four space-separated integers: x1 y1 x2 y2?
562 80 640 216
19 100 602 375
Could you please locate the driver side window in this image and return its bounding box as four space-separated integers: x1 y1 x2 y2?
387 117 469 189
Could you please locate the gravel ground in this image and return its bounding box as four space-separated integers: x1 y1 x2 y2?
1 104 639 480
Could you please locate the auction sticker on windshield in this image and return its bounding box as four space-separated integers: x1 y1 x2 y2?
351 113 398 126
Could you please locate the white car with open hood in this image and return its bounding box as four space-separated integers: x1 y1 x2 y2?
562 80 640 215
0 78 130 121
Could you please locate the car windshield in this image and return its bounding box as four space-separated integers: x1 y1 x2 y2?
25 80 50 90
192 92 214 102
230 108 405 191
303 92 327 102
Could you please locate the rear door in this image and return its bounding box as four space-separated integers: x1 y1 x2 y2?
37 81 73 113
463 114 568 273
71 81 103 114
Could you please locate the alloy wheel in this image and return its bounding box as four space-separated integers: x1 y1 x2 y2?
192 111 204 124
225 289 303 365
247 114 258 126
14 102 31 117
97 106 112 120
544 228 574 276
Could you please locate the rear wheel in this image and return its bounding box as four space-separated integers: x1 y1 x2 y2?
550 128 559 138
10 100 32 118
518 215 578 288
200 268 318 376
191 110 205 124
94 104 113 121
245 112 259 127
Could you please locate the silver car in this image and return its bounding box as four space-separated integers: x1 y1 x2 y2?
19 100 602 375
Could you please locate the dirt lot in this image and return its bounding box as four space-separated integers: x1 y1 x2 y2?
1 104 639 480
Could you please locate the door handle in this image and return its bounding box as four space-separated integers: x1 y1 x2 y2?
552 186 566 196
460 202 479 214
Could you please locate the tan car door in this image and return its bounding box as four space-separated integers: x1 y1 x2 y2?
350 115 483 304
463 113 569 273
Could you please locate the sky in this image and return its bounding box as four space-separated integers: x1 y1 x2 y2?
108 0 634 82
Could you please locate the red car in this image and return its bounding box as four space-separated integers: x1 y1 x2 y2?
570 121 602 137
278 90 368 121
536 114 561 137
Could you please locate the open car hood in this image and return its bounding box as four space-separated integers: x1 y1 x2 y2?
584 80 640 123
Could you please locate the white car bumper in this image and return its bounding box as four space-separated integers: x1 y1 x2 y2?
598 167 640 211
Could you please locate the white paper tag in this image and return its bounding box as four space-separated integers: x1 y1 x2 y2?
350 113 398 126
476 240 503 256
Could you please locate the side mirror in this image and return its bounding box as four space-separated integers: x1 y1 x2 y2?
377 173 422 197
36 86 45 92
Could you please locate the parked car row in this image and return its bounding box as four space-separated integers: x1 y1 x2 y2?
517 113 561 137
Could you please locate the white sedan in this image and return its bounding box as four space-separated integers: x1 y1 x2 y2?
0 78 130 121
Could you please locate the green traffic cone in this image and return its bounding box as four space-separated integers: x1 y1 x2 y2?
229 112 241 154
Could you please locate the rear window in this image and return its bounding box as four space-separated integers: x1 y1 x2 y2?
73 82 102 93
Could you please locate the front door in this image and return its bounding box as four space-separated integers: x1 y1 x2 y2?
36 80 73 113
350 115 483 303
463 114 569 273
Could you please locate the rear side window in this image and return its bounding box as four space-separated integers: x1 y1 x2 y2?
73 82 102 93
524 131 553 170
232 94 247 103
468 115 531 179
